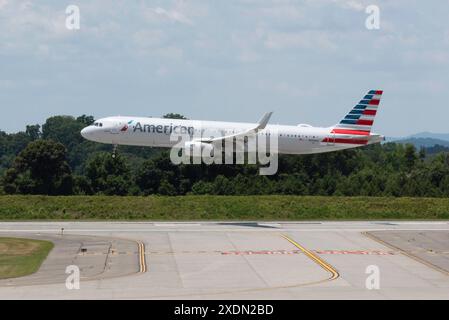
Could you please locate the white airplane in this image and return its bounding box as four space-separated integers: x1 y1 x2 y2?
81 90 384 156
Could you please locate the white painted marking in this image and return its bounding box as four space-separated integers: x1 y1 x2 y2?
154 223 202 227
0 228 449 233
392 222 448 225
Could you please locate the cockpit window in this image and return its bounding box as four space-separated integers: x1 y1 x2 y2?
93 122 103 127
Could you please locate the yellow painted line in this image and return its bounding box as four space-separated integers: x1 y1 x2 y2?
282 234 339 281
137 241 147 273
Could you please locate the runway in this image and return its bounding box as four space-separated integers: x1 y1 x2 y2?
0 221 448 299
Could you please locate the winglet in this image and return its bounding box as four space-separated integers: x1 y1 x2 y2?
255 112 273 131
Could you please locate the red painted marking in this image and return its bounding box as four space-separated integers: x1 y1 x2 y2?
363 109 377 116
375 90 383 95
314 250 395 255
356 119 374 126
332 129 370 136
220 249 395 256
221 250 301 255
368 99 380 105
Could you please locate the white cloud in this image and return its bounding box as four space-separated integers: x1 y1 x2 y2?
331 0 366 11
256 78 320 98
264 30 337 51
0 0 8 10
145 6 193 25
1 0 449 136
143 0 209 26
256 4 305 20
307 0 367 11
0 1 72 55
133 29 165 49
0 79 14 89
403 50 449 66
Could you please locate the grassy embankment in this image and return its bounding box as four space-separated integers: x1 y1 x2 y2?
0 237 54 279
0 195 448 220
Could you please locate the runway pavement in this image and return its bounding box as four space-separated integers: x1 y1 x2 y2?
0 221 448 299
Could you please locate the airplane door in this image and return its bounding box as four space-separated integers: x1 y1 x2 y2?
110 122 121 134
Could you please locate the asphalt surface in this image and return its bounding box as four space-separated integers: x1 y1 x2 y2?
0 221 448 299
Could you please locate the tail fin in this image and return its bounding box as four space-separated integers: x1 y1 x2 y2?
333 90 383 135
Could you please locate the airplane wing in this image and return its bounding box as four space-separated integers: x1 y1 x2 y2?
197 112 273 143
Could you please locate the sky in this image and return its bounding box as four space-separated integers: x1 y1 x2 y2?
1 0 449 137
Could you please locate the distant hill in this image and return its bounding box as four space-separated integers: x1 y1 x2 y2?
408 132 449 141
387 132 449 150
394 137 449 149
385 132 449 154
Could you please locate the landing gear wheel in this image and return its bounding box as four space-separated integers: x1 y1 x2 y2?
112 144 118 158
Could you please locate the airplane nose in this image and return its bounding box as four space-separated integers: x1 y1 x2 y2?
81 127 92 139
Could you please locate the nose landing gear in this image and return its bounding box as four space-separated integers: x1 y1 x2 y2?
112 144 118 158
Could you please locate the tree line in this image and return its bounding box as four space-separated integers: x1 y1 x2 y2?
1 114 449 197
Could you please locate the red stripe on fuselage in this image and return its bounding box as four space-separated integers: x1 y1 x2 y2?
323 137 368 145
332 129 370 135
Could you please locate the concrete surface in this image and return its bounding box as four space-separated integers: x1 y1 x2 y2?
0 233 139 287
367 230 449 276
0 221 448 299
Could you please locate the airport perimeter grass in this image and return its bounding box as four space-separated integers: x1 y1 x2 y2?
0 195 449 220
0 237 53 279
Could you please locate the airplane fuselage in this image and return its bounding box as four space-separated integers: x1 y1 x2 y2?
81 116 383 155
81 90 385 155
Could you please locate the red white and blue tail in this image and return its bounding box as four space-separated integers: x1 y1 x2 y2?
326 90 383 145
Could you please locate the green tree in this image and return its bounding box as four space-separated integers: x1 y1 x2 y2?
440 175 449 196
191 181 214 194
211 175 235 195
84 152 132 195
42 116 85 150
72 175 92 195
158 179 177 195
163 113 187 119
404 144 417 170
135 160 163 195
275 174 307 195
77 115 95 126
419 147 426 161
3 140 73 195
25 125 41 140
